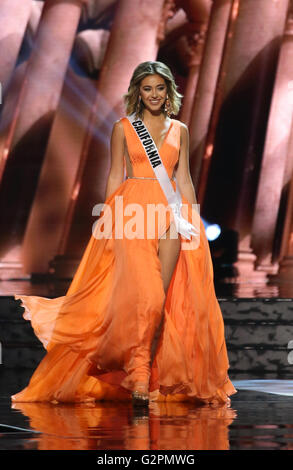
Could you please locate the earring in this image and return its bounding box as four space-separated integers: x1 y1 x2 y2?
164 96 171 117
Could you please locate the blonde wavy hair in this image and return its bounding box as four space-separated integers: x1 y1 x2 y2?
123 61 183 119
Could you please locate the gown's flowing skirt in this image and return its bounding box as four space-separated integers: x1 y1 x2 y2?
11 178 237 405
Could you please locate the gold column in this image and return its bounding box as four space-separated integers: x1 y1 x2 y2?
0 0 32 97
270 115 293 296
201 0 290 293
0 0 88 279
188 0 234 193
179 23 207 127
251 5 293 277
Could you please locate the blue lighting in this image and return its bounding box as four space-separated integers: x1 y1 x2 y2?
202 219 221 241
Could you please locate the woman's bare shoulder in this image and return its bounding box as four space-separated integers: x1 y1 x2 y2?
172 119 189 142
112 118 125 133
111 119 126 146
172 118 188 130
113 117 125 126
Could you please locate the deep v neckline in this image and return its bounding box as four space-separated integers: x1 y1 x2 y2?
142 119 173 153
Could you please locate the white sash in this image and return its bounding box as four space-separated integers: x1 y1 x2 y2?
126 113 198 240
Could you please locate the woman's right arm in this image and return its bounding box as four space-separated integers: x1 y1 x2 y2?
105 119 125 200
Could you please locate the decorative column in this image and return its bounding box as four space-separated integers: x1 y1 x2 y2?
26 1 45 40
251 5 293 275
50 0 171 277
0 0 88 279
20 62 104 274
0 0 32 98
201 0 290 284
270 115 293 295
188 0 234 194
179 23 207 127
18 28 110 274
1 0 87 159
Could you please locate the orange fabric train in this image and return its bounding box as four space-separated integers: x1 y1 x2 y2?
11 117 237 405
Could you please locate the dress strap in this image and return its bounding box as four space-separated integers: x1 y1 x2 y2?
120 117 145 164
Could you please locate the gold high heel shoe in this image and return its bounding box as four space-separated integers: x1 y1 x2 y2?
132 391 149 406
131 383 149 406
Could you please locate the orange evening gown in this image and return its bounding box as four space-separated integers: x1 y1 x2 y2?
11 117 237 405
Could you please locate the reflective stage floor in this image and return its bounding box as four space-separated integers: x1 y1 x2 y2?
1 278 293 451
1 373 293 450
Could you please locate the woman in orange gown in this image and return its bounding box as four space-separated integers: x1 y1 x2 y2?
11 61 237 407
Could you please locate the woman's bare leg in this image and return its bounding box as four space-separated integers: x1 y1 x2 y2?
150 221 181 364
133 223 181 402
158 221 181 295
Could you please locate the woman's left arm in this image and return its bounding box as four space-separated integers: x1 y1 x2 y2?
174 122 197 206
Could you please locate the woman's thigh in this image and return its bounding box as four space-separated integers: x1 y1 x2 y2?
158 221 181 295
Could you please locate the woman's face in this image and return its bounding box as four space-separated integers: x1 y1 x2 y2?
139 74 167 112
